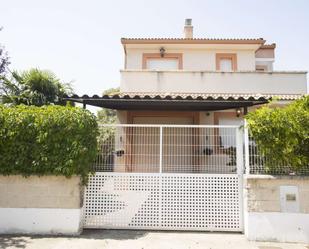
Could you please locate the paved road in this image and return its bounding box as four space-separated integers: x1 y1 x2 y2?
0 230 308 249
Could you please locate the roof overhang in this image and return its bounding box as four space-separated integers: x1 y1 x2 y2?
121 38 266 53
64 93 276 111
121 38 266 45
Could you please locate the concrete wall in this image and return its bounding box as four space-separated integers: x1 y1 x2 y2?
0 175 83 235
244 176 309 243
121 71 307 94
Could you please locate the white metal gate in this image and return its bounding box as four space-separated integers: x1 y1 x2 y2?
83 125 244 231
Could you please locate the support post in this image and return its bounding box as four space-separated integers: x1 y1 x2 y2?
236 127 244 176
236 126 245 231
244 106 248 115
244 119 250 175
159 126 163 173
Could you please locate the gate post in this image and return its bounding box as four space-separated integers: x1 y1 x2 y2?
236 126 244 231
236 127 244 175
159 126 163 173
244 119 250 175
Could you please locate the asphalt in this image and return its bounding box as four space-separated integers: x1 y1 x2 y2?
0 230 308 249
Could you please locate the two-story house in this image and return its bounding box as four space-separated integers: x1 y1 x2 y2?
68 20 308 237
68 19 307 173
70 19 306 128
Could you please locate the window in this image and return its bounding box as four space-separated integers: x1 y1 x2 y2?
216 53 237 71
220 59 233 72
142 53 183 70
255 65 268 72
146 59 179 70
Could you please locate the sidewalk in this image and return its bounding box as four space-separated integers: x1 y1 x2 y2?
0 230 308 249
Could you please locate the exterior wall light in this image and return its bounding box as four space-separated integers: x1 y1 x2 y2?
236 108 242 117
160 47 166 57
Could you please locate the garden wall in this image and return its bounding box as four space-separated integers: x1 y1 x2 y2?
244 175 309 243
0 175 83 235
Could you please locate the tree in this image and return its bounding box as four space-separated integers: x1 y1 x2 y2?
95 87 120 171
0 45 9 78
246 96 309 175
0 27 10 95
97 87 120 123
1 68 72 106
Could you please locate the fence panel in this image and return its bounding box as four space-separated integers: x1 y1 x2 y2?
94 124 240 174
246 131 309 176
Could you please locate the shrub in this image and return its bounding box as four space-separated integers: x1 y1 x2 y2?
246 96 309 175
0 105 98 183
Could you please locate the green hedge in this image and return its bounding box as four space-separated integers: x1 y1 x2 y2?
0 105 98 183
246 96 309 175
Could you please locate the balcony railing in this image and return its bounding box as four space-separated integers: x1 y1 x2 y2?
120 70 307 94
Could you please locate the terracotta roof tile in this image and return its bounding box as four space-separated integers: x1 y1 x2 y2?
260 43 276 49
121 38 266 45
66 93 304 101
117 92 303 101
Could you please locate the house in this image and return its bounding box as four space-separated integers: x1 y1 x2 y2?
66 20 308 242
68 19 307 173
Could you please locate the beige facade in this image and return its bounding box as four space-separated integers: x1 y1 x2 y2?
0 175 82 209
245 176 309 213
121 70 307 94
125 47 257 71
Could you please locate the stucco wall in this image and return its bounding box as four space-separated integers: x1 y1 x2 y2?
0 175 82 209
255 48 275 58
121 71 307 94
0 175 83 235
245 176 309 213
126 48 256 71
244 176 309 243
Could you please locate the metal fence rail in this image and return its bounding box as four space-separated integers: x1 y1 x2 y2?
94 124 242 174
246 134 309 175
94 123 308 176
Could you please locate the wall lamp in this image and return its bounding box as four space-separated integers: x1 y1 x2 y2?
159 47 165 57
236 108 242 117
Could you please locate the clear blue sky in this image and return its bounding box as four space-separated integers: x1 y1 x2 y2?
1 0 309 96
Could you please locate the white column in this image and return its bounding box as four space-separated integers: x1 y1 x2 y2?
236 127 244 175
244 119 250 175
159 126 163 173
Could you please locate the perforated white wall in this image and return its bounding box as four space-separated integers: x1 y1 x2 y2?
83 173 242 231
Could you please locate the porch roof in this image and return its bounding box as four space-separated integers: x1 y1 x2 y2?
64 93 303 111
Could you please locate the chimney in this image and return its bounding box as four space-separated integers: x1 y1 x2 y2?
183 18 193 38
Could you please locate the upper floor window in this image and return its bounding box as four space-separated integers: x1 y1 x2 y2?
142 53 183 70
216 53 237 71
255 65 268 72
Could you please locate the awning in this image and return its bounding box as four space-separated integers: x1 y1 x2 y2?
63 93 302 111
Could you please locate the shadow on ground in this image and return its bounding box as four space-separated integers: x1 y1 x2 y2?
81 229 149 240
0 236 28 249
80 229 239 240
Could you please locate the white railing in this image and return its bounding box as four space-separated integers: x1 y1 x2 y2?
95 123 309 176
95 124 243 174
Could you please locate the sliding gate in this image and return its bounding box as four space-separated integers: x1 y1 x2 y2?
83 125 244 231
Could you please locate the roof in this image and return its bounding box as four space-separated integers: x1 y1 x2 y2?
260 43 276 49
64 93 304 111
121 38 266 45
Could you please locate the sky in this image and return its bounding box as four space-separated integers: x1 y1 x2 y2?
1 0 309 107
